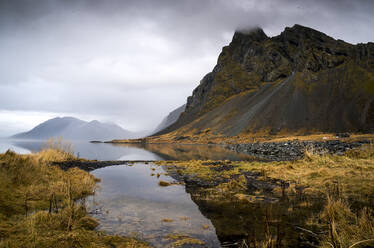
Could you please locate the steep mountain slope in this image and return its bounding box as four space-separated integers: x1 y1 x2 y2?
12 117 136 140
158 25 374 137
153 104 186 134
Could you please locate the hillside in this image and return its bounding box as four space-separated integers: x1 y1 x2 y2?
153 104 186 134
12 117 137 141
157 24 374 138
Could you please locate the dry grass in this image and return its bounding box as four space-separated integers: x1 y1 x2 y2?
111 132 374 145
0 147 149 248
158 145 374 247
260 144 374 200
36 137 76 162
161 218 173 223
164 233 204 247
158 145 374 200
158 180 172 187
319 196 374 248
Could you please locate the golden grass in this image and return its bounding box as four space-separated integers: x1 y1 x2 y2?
261 144 374 199
164 233 204 247
36 137 76 162
158 144 374 247
111 131 374 145
158 144 374 200
158 180 172 187
161 218 173 223
319 197 374 248
0 148 149 248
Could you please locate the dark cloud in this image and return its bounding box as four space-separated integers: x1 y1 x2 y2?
0 0 373 134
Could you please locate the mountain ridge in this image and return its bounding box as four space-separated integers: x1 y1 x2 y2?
152 104 186 135
156 24 374 138
12 116 139 141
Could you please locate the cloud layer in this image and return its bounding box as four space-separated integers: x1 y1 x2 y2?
1 0 373 135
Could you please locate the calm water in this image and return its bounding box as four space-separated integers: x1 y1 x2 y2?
86 163 322 247
86 163 221 247
0 139 257 161
1 139 322 247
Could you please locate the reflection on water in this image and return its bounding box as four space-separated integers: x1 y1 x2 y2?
0 139 259 161
186 187 323 247
0 140 31 154
86 163 220 247
87 163 323 247
113 143 262 161
0 138 325 246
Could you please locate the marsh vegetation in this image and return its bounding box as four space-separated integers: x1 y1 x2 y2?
1 138 373 247
0 140 149 248
156 144 374 247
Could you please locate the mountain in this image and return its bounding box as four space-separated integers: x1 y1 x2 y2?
153 104 186 134
12 117 138 140
157 24 374 137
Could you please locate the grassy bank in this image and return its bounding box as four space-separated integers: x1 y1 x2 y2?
0 148 149 248
157 144 374 247
110 132 374 145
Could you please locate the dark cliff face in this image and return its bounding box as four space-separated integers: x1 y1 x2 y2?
158 24 374 136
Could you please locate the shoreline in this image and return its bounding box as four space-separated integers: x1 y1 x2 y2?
78 138 374 169
2 142 373 247
103 132 374 145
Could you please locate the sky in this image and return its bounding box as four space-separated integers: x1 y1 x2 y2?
1 0 374 136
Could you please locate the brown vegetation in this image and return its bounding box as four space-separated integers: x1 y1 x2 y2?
0 144 149 248
111 132 374 145
157 144 374 247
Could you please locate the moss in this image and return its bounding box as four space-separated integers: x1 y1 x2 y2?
161 218 173 223
202 50 262 113
202 224 210 230
165 233 204 247
158 180 172 187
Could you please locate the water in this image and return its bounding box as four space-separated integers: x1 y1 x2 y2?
0 139 323 246
86 163 221 247
86 162 323 247
0 139 256 161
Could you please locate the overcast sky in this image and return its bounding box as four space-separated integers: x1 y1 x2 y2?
1 0 374 136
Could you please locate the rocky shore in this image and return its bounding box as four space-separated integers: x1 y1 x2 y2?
226 139 371 161
52 139 372 172
52 160 154 171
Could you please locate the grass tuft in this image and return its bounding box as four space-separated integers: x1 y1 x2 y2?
0 147 149 248
319 196 374 248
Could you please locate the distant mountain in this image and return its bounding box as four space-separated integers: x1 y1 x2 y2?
11 117 139 140
157 24 374 137
152 104 186 134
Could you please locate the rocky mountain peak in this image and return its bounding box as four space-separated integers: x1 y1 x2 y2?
156 24 374 137
276 24 339 50
232 27 268 44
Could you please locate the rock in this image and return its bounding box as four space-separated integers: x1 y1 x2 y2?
156 24 374 137
226 139 370 161
335 132 350 138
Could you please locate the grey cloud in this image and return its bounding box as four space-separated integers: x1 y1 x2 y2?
0 0 373 133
